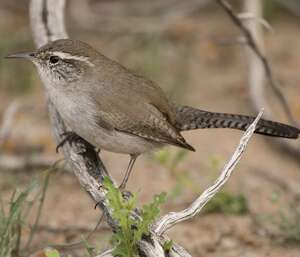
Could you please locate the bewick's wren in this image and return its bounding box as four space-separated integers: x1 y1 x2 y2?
6 39 300 188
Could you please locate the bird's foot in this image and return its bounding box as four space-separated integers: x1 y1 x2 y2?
56 131 82 153
121 189 133 200
118 181 133 201
118 180 127 191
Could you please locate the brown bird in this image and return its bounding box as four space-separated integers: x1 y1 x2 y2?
6 39 300 188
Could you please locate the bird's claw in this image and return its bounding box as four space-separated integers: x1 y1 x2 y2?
56 131 82 153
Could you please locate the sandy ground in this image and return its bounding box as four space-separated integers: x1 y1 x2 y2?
1 3 300 257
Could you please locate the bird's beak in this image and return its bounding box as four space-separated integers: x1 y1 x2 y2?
5 52 35 60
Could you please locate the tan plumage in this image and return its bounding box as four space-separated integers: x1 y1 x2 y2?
6 38 299 188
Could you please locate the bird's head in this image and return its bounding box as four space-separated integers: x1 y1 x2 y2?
6 39 97 83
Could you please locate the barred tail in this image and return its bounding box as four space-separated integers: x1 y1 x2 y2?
175 106 300 139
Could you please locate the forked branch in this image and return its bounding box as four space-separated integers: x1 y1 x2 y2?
217 0 297 126
153 110 263 235
217 0 300 157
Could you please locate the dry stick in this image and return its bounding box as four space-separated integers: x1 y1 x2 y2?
48 213 105 250
73 0 211 36
241 0 300 158
275 0 300 17
0 154 63 171
238 12 273 32
242 0 271 118
0 101 20 148
153 110 263 236
217 0 298 127
25 170 51 250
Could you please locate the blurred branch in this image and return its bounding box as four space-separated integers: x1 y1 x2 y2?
252 167 300 198
153 110 263 236
237 12 273 32
0 154 62 171
71 0 211 37
217 0 298 127
275 0 300 17
217 0 300 158
0 100 20 148
242 0 270 118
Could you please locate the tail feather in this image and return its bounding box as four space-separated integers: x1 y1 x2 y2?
175 106 300 139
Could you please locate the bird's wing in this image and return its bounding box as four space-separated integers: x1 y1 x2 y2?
89 60 194 151
93 97 195 151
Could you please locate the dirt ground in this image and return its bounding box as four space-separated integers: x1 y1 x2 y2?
1 2 300 257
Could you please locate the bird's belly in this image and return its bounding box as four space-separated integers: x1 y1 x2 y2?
93 130 162 155
51 92 161 155
59 106 160 155
72 120 161 154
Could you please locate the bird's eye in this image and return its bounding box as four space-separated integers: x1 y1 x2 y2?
49 55 60 64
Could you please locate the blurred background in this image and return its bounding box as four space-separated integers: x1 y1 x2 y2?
1 0 300 256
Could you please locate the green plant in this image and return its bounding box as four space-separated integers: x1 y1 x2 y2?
0 182 36 257
203 191 248 215
103 177 166 257
272 200 300 243
45 249 61 257
162 239 173 253
149 148 199 198
0 170 52 257
45 249 73 257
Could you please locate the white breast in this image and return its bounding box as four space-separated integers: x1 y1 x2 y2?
48 86 161 155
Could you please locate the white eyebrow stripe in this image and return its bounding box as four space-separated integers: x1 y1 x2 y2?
51 51 95 67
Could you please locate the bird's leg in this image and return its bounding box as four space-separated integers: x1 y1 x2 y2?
56 131 83 153
119 154 138 190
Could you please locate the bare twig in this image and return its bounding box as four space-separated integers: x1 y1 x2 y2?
217 0 298 127
251 167 300 198
71 0 211 37
237 12 273 32
275 0 300 17
153 110 263 236
242 0 270 117
0 154 63 171
25 170 51 251
48 213 105 250
0 100 20 148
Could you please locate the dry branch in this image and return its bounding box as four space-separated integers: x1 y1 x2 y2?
71 0 211 37
153 110 263 236
0 154 60 171
275 0 300 17
217 0 300 157
0 100 20 148
217 0 296 126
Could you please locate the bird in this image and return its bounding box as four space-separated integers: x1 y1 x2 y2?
6 39 300 188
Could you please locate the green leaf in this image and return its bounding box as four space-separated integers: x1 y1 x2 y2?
103 176 166 257
203 192 248 215
45 249 60 257
163 240 173 252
